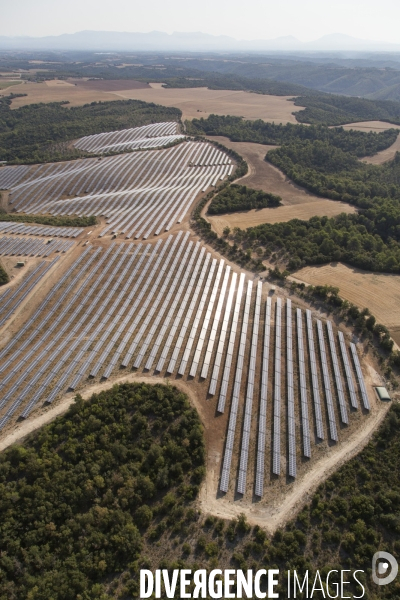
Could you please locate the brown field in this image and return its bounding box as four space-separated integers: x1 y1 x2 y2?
7 79 150 108
5 79 300 122
292 262 400 346
339 120 400 132
207 200 356 236
331 121 400 165
204 137 356 232
109 83 299 122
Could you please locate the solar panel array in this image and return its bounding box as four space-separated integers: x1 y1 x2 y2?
0 259 58 327
200 268 234 380
74 122 183 153
8 139 232 240
0 234 372 494
178 259 224 376
0 222 82 238
208 272 240 395
0 165 30 189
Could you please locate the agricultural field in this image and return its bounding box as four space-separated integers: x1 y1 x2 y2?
4 79 151 107
204 136 356 232
8 80 300 122
292 263 400 348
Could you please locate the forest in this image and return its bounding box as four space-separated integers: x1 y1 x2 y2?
0 96 181 163
187 114 399 155
226 212 400 273
0 382 205 599
1 382 400 598
190 114 400 274
0 213 96 227
207 184 281 215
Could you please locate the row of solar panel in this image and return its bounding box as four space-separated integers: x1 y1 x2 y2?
0 235 73 257
0 221 82 238
0 165 30 189
74 122 180 153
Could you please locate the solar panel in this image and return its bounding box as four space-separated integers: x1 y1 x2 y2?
237 281 262 494
316 319 339 441
326 321 349 424
338 331 359 409
306 310 324 440
286 299 297 478
219 280 253 493
350 342 370 410
296 308 311 458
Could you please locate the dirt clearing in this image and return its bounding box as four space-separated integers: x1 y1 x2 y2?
292 262 400 345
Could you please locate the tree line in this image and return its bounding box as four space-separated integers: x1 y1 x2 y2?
208 184 281 215
0 213 96 227
186 114 399 156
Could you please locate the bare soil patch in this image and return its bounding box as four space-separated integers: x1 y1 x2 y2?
292 262 400 345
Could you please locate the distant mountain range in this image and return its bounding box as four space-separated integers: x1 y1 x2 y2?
1 30 400 52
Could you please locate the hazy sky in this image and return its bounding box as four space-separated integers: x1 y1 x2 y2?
1 0 400 43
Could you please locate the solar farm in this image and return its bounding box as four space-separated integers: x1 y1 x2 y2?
0 121 379 512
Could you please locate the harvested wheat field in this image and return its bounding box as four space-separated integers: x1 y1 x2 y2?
339 120 400 132
331 121 400 165
8 79 150 108
204 136 356 231
292 263 400 346
206 200 356 235
111 83 299 123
